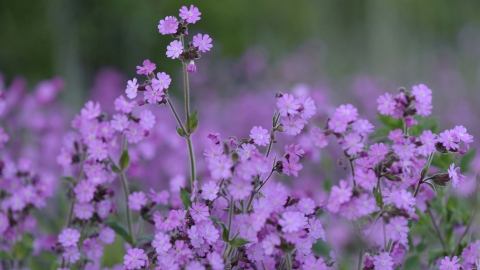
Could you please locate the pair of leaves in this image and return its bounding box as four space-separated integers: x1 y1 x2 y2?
175 110 198 137
210 215 250 248
110 150 130 173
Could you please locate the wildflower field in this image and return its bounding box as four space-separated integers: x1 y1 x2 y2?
0 2 479 270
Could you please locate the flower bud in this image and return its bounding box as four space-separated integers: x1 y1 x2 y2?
429 173 451 186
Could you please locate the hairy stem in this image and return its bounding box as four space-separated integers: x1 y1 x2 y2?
426 206 446 251
167 98 187 134
120 171 134 244
285 251 292 270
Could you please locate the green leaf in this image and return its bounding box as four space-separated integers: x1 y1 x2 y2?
460 149 476 173
61 176 75 184
230 237 250 248
135 235 154 247
110 163 121 173
119 150 130 170
404 256 420 269
12 233 34 260
176 126 187 137
187 110 198 134
105 220 132 244
424 181 437 195
431 153 454 171
378 114 403 130
221 223 229 242
0 250 13 260
180 188 192 209
428 249 446 265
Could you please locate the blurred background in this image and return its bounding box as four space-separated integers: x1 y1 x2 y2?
1 0 480 108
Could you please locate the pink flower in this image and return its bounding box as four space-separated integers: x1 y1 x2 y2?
179 5 201 24
448 163 466 188
377 93 395 115
124 248 147 270
136 59 156 75
166 40 183 59
203 144 223 163
391 140 416 159
139 110 155 130
99 226 115 244
238 143 256 161
418 130 436 156
111 114 129 132
81 101 101 120
200 223 219 244
158 16 178 35
58 228 80 247
207 252 224 270
368 143 389 164
250 126 270 146
186 61 196 73
128 192 147 211
373 252 394 270
352 119 374 136
355 169 376 191
342 132 364 156
152 232 172 254
307 218 325 241
262 233 280 255
298 96 316 120
125 122 145 144
453 125 473 145
285 144 305 157
143 85 164 104
391 190 415 211
282 155 303 177
193 34 213 53
279 211 307 233
152 72 171 90
83 238 103 260
439 256 461 270
187 225 205 248
87 140 108 161
438 130 459 150
228 180 253 200
189 202 209 222
125 78 138 99
388 129 404 144
74 180 95 203
63 246 80 264
411 84 432 104
303 255 328 270
74 203 94 220
277 93 300 117
208 154 233 179
311 127 328 148
386 216 409 246
327 180 352 212
327 115 348 133
335 104 358 122
282 116 305 136
96 200 111 219
114 95 135 113
149 189 169 205
201 181 219 201
415 101 432 117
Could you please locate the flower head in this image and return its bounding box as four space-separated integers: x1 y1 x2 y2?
250 126 270 146
193 34 213 53
58 228 80 247
125 78 138 99
158 16 178 35
179 5 201 24
166 40 183 59
136 59 156 75
124 248 147 270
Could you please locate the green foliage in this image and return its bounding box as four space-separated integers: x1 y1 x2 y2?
105 220 132 245
378 114 403 130
230 238 250 248
119 150 130 170
180 188 192 209
12 233 34 260
187 110 198 134
403 255 421 269
460 149 476 173
176 126 187 137
410 117 439 136
431 153 454 171
61 176 75 184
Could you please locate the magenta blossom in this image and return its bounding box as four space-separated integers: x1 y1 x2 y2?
250 126 270 146
158 16 178 35
448 163 466 188
193 34 213 53
136 59 156 75
166 40 183 59
124 248 147 270
179 5 201 24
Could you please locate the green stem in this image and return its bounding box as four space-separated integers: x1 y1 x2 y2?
167 98 187 134
187 137 196 190
285 251 292 270
120 171 134 245
426 206 446 252
246 169 275 212
227 196 234 241
357 249 363 270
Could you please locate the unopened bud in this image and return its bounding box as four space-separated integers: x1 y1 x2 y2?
429 173 451 186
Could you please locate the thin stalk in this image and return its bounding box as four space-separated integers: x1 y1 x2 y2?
357 249 363 270
246 169 275 212
265 130 275 158
120 171 134 244
426 206 446 251
187 137 196 190
227 196 234 241
167 98 187 134
413 179 423 198
285 251 292 270
66 154 86 227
